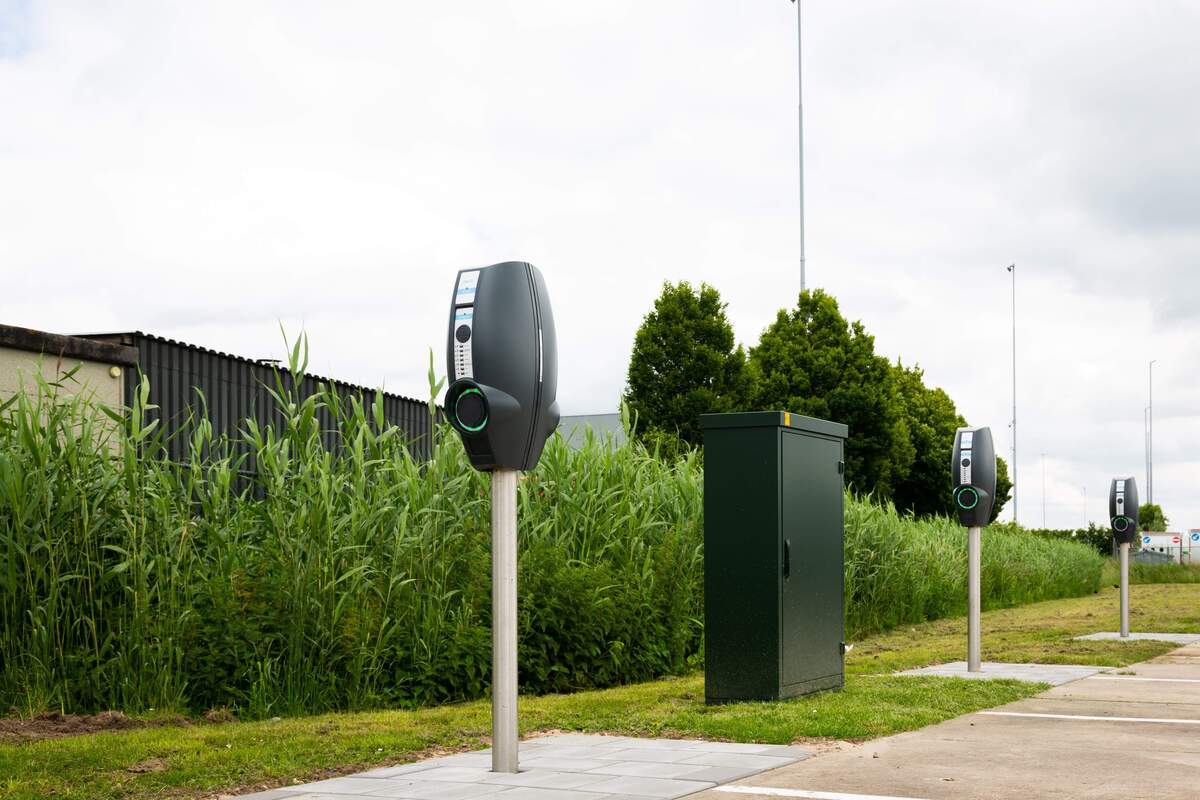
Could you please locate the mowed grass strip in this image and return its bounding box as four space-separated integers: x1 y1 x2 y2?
0 676 1036 800
848 582 1197 674
4 583 1196 800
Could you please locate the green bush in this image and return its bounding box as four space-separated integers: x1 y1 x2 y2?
1019 523 1114 557
0 357 1104 718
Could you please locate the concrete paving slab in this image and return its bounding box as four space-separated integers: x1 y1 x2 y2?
1075 631 1200 644
418 768 502 783
518 756 622 772
480 770 616 790
585 761 718 779
235 734 812 799
691 643 1200 799
376 780 508 800
287 776 418 794
676 743 780 755
677 767 763 784
579 775 714 797
360 764 441 779
475 789 594 800
597 748 704 764
678 754 796 770
894 660 1109 685
612 738 708 750
428 754 499 768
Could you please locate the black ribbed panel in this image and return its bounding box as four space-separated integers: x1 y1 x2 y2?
118 333 437 462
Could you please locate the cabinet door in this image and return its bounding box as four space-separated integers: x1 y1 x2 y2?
780 431 844 686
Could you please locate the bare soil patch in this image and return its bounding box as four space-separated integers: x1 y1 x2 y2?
0 710 188 741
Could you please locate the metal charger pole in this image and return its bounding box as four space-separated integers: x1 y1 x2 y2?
1119 542 1130 638
968 526 982 672
491 468 519 773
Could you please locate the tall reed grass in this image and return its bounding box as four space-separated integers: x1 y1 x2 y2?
0 347 1102 717
844 499 1104 635
1129 562 1200 584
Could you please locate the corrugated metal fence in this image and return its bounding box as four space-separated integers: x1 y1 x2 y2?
83 332 437 464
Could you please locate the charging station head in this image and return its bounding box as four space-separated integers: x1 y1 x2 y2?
1109 476 1139 545
950 426 996 527
445 262 559 471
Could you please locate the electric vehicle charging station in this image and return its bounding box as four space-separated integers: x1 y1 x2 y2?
445 261 559 773
1110 477 1139 639
951 427 997 672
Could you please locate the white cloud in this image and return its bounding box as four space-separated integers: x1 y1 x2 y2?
1 1 1197 529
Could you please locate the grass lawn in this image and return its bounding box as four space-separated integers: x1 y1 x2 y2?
3 583 1197 800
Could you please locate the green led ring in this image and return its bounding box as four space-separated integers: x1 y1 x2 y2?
1113 516 1131 533
956 486 979 510
454 387 488 432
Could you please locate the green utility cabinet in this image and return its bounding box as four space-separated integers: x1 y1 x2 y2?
701 411 848 703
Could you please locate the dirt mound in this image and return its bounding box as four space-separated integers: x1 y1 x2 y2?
0 710 186 741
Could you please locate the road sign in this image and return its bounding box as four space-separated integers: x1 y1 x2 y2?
1191 531 1200 543
1142 535 1152 545
1172 535 1182 545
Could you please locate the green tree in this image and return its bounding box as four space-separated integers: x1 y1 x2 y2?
890 362 963 517
1139 503 1168 532
751 290 913 499
623 281 753 447
889 361 1012 522
992 455 1013 524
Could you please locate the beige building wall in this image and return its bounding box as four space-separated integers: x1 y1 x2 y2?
0 346 126 410
0 325 138 422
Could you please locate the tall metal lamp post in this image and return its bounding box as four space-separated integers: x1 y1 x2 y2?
791 0 806 294
1041 453 1047 528
1148 360 1156 505
1007 264 1017 524
1144 407 1150 503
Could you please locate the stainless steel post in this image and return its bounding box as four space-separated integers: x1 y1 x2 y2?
1008 264 1017 525
796 0 806 293
1120 542 1130 638
491 468 519 773
1149 360 1156 504
968 526 982 672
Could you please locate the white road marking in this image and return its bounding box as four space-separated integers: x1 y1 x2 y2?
715 786 930 800
979 711 1200 725
1088 675 1200 683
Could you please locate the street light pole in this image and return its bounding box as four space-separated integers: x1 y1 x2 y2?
1149 360 1156 505
1041 453 1047 528
793 0 806 294
1007 264 1017 525
1144 406 1150 504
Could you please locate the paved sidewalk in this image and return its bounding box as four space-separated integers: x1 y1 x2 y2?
239 735 812 800
1075 631 1200 644
691 643 1200 800
895 661 1109 685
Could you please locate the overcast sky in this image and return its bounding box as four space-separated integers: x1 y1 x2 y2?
2 1 1197 530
